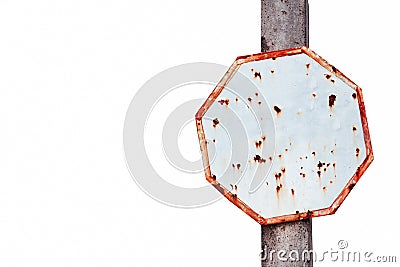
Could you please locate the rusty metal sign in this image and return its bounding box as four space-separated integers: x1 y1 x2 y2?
196 47 373 225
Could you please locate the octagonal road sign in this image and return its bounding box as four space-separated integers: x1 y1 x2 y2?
195 47 373 225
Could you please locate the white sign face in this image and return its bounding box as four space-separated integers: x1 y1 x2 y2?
196 47 373 225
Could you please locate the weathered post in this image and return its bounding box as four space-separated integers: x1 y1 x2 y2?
261 1 312 266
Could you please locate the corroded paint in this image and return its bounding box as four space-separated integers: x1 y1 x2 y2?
196 47 373 225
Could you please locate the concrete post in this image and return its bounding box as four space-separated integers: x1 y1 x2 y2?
261 1 313 266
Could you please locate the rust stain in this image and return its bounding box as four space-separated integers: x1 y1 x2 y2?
254 71 262 80
352 93 357 99
254 155 266 163
325 74 332 80
356 147 360 157
212 118 219 128
306 63 310 69
270 70 275 74
329 94 337 108
255 140 263 149
274 105 282 115
218 99 230 106
291 189 295 196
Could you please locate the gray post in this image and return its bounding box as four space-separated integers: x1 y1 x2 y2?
261 0 313 267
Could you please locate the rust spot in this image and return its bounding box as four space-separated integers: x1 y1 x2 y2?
232 164 235 168
348 183 355 191
285 148 289 152
254 72 262 79
329 94 337 108
261 135 266 141
234 185 238 191
281 167 286 173
356 147 360 157
325 74 332 80
235 97 238 102
274 105 282 114
300 166 303 169
327 163 331 167
255 92 259 97
333 163 336 168
211 174 216 180
323 186 327 192
270 70 275 74
312 93 317 98
255 140 263 149
306 210 312 217
269 156 273 162
278 154 283 159
212 118 219 127
331 66 337 73
352 93 357 99
258 101 262 105
353 126 357 132
317 161 323 169
331 149 335 154
312 151 316 157
212 138 215 143
248 97 252 102
218 99 230 106
254 155 266 163
237 164 241 170
272 57 276 60
291 189 295 196
324 168 327 172
306 63 310 69
317 170 321 178
276 184 283 193
329 180 333 184
300 173 306 178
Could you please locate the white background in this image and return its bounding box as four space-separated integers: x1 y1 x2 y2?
1 0 399 266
